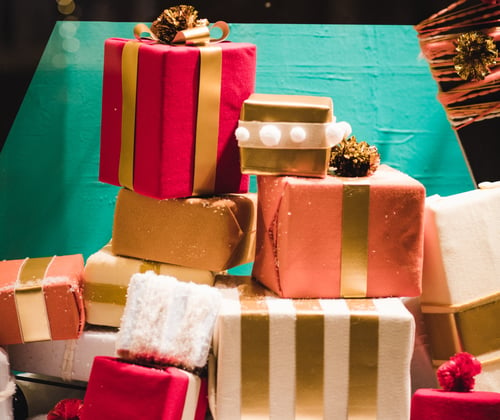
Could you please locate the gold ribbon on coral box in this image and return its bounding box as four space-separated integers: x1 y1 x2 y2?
14 257 53 342
210 276 418 420
341 181 370 298
423 292 500 362
118 22 229 195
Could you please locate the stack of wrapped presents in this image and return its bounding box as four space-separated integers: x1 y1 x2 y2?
1 2 499 419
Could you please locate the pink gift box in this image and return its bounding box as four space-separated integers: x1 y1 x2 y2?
99 38 256 199
81 356 207 420
252 165 425 298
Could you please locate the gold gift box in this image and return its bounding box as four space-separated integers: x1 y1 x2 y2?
238 94 335 177
422 292 500 363
112 188 257 271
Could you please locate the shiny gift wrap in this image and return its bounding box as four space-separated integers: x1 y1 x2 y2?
422 292 500 363
112 188 257 271
83 242 216 327
237 94 336 177
99 37 256 199
81 356 207 420
0 255 85 345
253 164 425 298
210 275 416 420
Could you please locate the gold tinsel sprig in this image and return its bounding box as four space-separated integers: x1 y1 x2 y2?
151 5 206 44
329 136 380 177
453 31 498 82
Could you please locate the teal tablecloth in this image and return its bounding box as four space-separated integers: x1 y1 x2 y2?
0 22 473 263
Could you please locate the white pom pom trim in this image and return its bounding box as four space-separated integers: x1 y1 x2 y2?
259 125 281 146
235 126 250 142
290 126 307 143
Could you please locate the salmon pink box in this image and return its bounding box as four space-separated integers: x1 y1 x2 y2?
99 37 256 199
252 165 425 298
0 255 85 345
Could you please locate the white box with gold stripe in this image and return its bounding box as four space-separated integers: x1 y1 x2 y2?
209 275 415 420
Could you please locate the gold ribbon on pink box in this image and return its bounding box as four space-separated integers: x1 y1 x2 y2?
340 180 371 298
14 257 54 343
118 19 230 195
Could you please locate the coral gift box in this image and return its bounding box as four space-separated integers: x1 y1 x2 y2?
83 242 216 327
112 188 257 271
81 356 207 420
210 275 415 420
99 37 256 199
0 255 85 345
252 164 425 298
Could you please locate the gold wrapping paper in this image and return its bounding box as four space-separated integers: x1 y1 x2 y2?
240 94 333 123
112 189 257 271
14 257 53 342
423 292 500 361
117 40 223 195
239 148 330 177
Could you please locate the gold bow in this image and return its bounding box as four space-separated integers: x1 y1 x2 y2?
133 20 229 46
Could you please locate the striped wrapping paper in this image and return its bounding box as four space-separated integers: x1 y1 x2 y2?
209 276 415 420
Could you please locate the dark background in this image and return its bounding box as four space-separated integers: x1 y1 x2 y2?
0 0 452 152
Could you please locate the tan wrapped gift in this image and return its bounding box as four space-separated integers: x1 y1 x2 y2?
112 188 257 271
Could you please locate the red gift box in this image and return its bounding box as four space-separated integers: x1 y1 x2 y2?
81 357 208 420
0 255 85 345
99 37 256 199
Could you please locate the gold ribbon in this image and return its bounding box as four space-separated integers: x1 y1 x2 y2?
340 183 370 297
14 257 53 342
240 297 270 418
294 300 324 419
423 293 500 360
83 283 128 306
119 22 228 194
118 41 141 190
84 261 161 305
347 300 379 420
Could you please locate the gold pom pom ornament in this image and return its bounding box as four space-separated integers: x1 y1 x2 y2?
329 136 380 177
150 5 207 44
453 31 498 82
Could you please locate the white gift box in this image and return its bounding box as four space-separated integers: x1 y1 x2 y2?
209 276 415 420
422 187 500 306
84 242 216 327
7 327 117 382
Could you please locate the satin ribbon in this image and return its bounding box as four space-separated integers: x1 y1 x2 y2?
423 293 500 360
118 22 228 194
84 260 161 305
340 182 370 297
14 257 53 342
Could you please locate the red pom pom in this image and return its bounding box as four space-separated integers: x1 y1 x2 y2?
437 352 482 392
47 398 84 420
